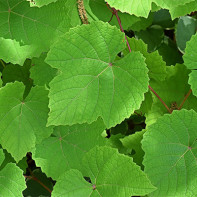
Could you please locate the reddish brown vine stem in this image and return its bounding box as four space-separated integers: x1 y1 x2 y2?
111 8 132 52
148 85 172 113
24 175 52 193
178 89 192 110
110 6 172 113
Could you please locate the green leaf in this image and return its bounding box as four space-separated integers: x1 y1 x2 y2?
0 163 26 197
0 0 68 51
158 36 183 66
52 146 156 197
105 0 195 18
170 1 197 19
2 59 33 98
0 149 27 172
51 169 93 197
183 34 197 97
28 0 57 7
176 16 197 52
33 119 106 180
120 130 146 167
0 82 52 162
142 109 197 196
82 146 156 196
124 37 167 81
46 21 149 128
0 37 40 65
106 134 131 154
135 25 164 52
89 0 153 31
146 64 197 126
0 148 5 166
153 9 175 28
30 53 58 86
105 0 153 18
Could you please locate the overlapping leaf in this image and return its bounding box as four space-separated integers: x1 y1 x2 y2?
52 146 156 197
28 0 57 7
0 0 68 52
46 21 149 128
0 149 26 197
105 0 195 18
124 37 167 81
0 82 52 162
183 34 197 97
0 38 40 65
30 53 58 86
142 109 197 196
146 64 197 126
33 119 106 180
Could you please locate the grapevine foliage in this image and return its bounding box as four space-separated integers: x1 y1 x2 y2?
0 0 197 196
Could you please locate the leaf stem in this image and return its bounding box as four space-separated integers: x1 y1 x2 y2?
111 8 131 52
24 175 52 193
148 85 172 113
111 6 171 113
178 89 192 110
0 59 5 68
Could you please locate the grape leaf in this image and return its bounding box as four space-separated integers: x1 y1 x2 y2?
0 163 26 197
30 53 58 86
142 109 197 196
146 64 197 126
170 0 197 19
0 37 40 65
183 34 197 97
89 0 153 31
33 119 106 180
124 37 167 81
120 130 146 167
105 0 195 18
176 16 197 53
46 21 149 128
0 82 52 162
0 0 67 51
52 146 156 197
51 169 93 197
135 25 164 52
28 0 57 7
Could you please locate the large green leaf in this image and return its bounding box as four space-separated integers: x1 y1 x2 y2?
46 21 149 128
0 163 26 197
0 0 67 51
142 109 197 196
52 146 156 197
0 82 52 162
183 34 197 97
33 119 106 180
105 0 195 18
